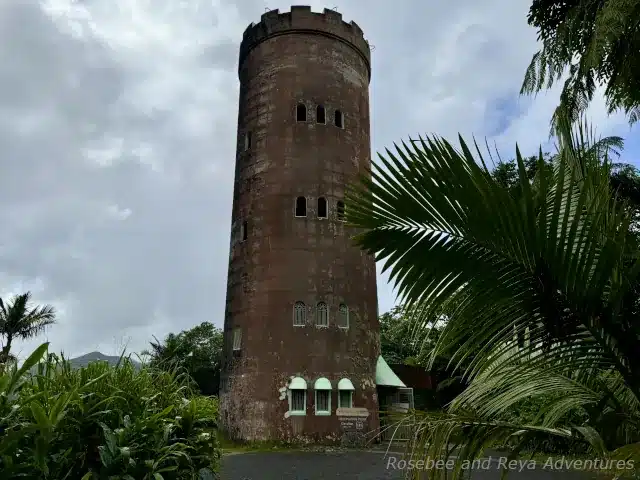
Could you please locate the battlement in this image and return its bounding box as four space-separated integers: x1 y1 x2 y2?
239 6 371 79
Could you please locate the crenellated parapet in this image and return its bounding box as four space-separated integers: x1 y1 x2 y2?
239 6 371 79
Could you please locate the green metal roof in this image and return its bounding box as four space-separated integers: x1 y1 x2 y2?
375 355 406 387
289 376 307 389
314 377 332 390
337 378 355 390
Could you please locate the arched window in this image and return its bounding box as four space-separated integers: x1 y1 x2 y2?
289 377 307 415
293 301 306 326
314 378 332 415
336 201 345 221
316 302 328 327
296 104 307 122
295 196 307 217
244 131 252 151
338 378 354 408
316 105 325 124
334 109 343 128
338 304 349 328
317 197 327 219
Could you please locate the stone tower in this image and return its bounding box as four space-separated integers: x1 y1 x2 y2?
220 6 380 443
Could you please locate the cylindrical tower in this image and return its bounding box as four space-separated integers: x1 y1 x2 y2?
220 6 379 443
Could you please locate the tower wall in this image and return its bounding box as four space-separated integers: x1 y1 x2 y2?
220 6 379 443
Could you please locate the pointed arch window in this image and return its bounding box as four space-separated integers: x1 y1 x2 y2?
293 301 306 326
316 302 328 327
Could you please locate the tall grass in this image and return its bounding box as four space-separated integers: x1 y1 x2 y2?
0 343 221 479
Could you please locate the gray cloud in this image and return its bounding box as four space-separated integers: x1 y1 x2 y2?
2 0 236 357
1 0 637 358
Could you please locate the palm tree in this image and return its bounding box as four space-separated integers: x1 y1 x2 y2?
143 333 188 369
346 115 640 477
0 292 56 366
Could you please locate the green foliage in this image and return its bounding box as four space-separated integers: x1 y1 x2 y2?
188 395 219 429
490 148 640 248
0 343 220 479
145 322 223 396
0 292 56 368
379 296 488 405
521 0 640 127
379 305 427 365
347 114 640 477
379 299 485 410
495 393 590 455
491 153 553 191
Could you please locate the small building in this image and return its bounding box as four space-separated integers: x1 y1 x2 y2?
375 356 415 441
388 363 439 413
388 364 436 391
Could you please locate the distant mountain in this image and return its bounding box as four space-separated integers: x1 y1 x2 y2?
68 351 141 369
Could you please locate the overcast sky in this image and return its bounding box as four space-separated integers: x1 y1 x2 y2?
2 0 639 359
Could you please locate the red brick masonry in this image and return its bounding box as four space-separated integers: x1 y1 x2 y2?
220 6 380 443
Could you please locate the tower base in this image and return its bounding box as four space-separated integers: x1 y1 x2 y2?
219 371 381 446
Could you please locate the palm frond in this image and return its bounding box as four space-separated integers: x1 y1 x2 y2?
348 113 640 477
0 292 56 365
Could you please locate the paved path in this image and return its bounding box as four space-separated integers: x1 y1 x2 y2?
221 451 598 479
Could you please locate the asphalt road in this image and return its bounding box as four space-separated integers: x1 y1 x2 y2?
221 451 599 479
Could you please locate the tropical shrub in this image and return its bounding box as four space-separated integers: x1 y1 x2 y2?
495 394 590 455
144 322 223 396
347 115 640 477
0 343 221 479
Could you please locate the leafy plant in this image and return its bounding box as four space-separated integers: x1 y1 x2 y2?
0 292 55 368
522 0 640 127
0 343 221 479
144 322 223 396
346 113 640 477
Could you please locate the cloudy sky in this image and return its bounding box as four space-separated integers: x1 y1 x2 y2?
1 0 638 359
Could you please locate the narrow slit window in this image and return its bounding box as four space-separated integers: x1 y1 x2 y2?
293 301 306 326
317 197 327 219
336 201 345 221
295 196 307 217
296 104 307 122
316 302 328 327
316 105 325 124
338 304 349 328
232 328 242 351
334 110 343 128
240 221 247 242
244 131 252 151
